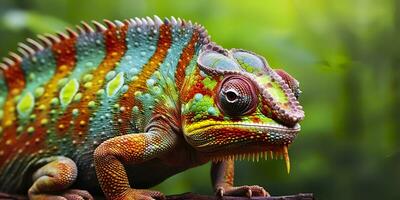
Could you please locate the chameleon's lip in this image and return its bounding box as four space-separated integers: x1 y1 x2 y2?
185 120 301 135
191 123 301 141
184 121 301 152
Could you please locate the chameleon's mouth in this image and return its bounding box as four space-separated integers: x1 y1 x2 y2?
184 121 300 173
185 120 300 134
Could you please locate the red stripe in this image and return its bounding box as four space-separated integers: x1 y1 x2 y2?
0 60 25 165
175 30 199 91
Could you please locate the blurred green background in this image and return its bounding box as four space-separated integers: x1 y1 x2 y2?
1 0 399 199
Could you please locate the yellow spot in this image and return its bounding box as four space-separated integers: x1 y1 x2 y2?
17 92 35 117
5 139 12 145
74 93 82 102
106 72 125 97
80 120 86 125
83 74 94 82
38 104 46 111
34 87 45 98
59 65 68 71
60 79 79 106
84 82 93 89
40 118 49 125
27 126 35 133
88 101 96 108
5 120 12 127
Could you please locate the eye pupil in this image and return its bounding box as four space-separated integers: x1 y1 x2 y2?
226 90 238 102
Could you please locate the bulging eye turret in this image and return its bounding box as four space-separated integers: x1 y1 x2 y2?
217 75 258 117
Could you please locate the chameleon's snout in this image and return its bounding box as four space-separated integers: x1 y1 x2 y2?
183 120 301 151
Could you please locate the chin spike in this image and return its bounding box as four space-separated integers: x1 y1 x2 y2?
283 145 290 174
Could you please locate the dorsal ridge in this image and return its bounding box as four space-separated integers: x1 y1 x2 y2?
0 16 211 93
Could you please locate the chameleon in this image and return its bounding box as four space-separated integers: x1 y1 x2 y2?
0 16 304 200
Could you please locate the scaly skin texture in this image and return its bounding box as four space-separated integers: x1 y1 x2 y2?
0 16 304 200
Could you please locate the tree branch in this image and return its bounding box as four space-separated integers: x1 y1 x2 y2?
166 193 314 200
0 192 314 200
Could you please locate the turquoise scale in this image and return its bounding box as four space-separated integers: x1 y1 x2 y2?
86 23 161 150
17 48 56 122
158 24 193 80
69 32 106 80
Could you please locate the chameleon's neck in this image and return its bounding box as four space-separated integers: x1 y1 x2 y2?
142 22 208 135
95 20 210 136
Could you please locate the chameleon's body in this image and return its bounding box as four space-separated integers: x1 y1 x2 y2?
0 16 304 200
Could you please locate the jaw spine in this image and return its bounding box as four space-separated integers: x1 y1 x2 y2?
210 145 291 174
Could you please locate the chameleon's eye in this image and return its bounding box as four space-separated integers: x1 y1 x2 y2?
217 75 258 117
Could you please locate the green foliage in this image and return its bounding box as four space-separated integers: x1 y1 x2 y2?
1 10 69 33
0 0 399 199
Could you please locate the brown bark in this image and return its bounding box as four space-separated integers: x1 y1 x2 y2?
0 192 314 200
166 192 314 200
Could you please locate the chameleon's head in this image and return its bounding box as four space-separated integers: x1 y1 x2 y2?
181 47 304 170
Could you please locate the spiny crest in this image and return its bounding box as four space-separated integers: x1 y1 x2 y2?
0 15 210 89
